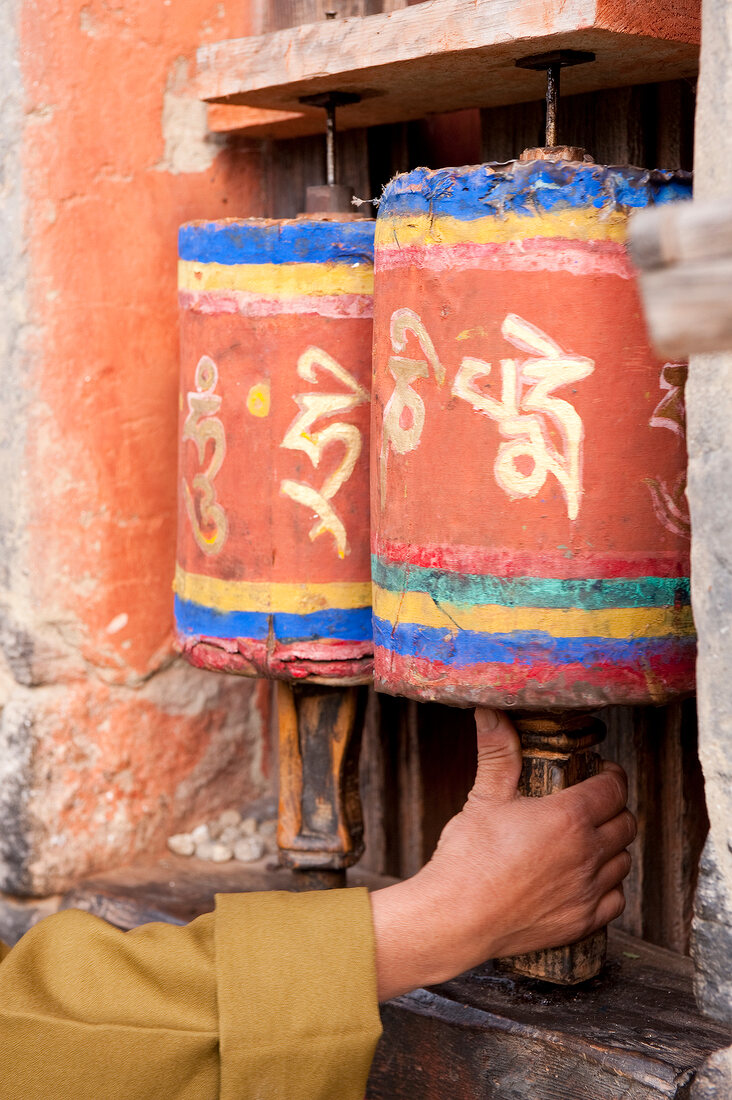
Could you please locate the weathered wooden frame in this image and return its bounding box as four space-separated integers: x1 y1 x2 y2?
196 0 700 138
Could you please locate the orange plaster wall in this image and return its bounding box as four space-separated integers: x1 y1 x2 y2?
20 0 261 677
26 675 273 892
10 0 275 894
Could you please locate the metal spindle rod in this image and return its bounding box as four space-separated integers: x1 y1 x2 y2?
515 50 595 151
545 62 560 147
325 101 337 187
299 89 361 214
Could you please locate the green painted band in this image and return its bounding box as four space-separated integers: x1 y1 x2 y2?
371 556 690 611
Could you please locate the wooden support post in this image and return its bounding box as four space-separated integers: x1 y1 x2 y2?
277 681 367 890
498 712 607 984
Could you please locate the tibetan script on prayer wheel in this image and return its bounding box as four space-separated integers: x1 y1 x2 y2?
176 217 374 684
371 160 694 709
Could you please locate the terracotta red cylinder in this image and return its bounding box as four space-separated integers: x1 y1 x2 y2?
176 217 374 684
371 160 694 709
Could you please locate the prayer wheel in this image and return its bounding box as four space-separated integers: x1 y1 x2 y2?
176 215 374 886
371 157 694 979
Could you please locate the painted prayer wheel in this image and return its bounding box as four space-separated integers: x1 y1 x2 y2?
372 159 694 712
176 216 375 885
371 158 694 981
176 216 374 685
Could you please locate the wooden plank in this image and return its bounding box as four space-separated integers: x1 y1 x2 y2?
254 0 411 33
639 701 707 954
634 257 732 357
628 151 732 361
209 0 422 138
367 929 732 1099
359 695 476 880
61 853 395 931
603 706 647 939
405 702 476 874
629 195 732 356
407 108 482 169
604 702 708 955
196 0 700 136
480 80 694 168
265 0 392 29
359 689 403 878
631 196 732 271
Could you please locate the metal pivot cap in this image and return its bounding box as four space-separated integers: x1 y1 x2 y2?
515 50 595 148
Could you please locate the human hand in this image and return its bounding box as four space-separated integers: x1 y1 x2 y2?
370 707 635 1001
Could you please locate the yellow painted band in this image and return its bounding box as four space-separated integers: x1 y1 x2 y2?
373 586 695 640
175 565 372 614
178 260 374 296
375 208 629 250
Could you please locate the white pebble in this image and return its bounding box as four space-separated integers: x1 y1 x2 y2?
240 816 258 836
167 833 195 857
191 823 210 844
258 819 277 837
219 825 240 846
234 835 266 863
218 809 242 829
196 840 233 863
209 842 233 863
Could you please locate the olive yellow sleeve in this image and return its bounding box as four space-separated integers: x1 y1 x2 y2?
0 887 382 1100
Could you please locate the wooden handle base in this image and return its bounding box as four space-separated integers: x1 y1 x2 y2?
277 681 367 884
497 712 608 985
291 868 347 891
502 929 607 986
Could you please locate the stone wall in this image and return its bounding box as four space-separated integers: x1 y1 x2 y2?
0 0 274 897
688 0 732 1028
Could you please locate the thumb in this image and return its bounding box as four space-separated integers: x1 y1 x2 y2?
472 708 523 803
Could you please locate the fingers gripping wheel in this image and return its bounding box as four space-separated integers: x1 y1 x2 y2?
497 711 607 984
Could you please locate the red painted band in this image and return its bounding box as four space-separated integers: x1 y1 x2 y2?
180 635 373 683
371 538 690 579
376 648 695 709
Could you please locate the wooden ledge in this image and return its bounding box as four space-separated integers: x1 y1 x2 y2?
197 0 700 138
368 928 732 1099
60 854 394 930
60 857 730 1098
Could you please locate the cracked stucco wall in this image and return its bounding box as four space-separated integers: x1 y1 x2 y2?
0 0 273 897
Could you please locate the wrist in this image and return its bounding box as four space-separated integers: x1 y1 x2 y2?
370 866 487 1001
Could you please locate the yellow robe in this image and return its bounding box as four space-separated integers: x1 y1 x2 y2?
0 888 382 1099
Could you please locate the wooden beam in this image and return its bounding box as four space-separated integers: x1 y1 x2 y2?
196 0 700 136
368 928 732 1099
629 198 732 357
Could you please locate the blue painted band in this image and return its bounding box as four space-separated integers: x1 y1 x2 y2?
175 595 372 643
373 616 696 668
377 163 691 223
179 219 375 266
371 557 690 611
